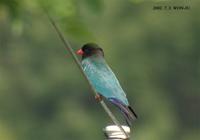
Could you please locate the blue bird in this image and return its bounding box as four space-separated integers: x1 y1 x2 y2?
76 43 137 125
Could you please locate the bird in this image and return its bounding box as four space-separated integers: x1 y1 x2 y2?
76 43 137 126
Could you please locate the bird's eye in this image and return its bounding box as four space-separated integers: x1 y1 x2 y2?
84 48 94 54
84 49 90 54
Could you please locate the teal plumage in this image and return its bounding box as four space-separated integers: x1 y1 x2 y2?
77 43 137 125
82 55 129 106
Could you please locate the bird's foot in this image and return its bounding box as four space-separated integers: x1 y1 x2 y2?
95 94 102 102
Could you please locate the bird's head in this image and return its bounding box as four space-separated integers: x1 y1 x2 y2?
76 43 104 59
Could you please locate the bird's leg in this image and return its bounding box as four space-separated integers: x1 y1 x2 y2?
95 93 103 102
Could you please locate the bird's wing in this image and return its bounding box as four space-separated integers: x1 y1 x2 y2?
82 58 129 106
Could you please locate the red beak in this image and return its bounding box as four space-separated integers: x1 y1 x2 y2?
76 49 84 55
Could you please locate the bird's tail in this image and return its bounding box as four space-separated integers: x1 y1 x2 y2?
109 98 138 126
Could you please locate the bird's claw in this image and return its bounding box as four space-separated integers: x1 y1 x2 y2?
95 94 102 102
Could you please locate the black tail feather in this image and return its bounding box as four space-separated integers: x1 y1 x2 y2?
109 98 137 126
128 106 138 119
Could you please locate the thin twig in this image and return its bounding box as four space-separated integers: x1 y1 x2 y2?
42 7 129 139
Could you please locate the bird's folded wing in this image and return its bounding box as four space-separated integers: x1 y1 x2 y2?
82 59 129 106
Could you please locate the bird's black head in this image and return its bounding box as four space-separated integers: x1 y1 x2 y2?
76 43 104 59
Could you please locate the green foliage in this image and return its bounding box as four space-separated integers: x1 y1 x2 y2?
0 0 20 17
0 0 200 140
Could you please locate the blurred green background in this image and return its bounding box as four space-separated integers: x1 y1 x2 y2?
0 0 199 140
